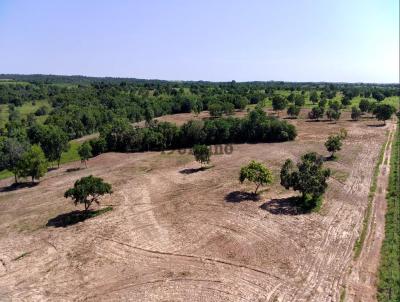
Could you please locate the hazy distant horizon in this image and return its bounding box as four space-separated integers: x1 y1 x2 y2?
0 0 398 83
1 73 399 85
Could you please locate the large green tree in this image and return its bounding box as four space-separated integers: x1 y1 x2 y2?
373 104 396 125
64 175 112 212
0 137 29 183
280 152 330 201
272 95 287 116
17 145 48 183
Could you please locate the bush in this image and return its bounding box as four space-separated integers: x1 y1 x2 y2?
193 144 211 167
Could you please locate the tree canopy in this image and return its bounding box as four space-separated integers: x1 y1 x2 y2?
64 175 112 212
239 160 273 194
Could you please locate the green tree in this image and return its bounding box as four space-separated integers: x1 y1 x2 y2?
0 137 29 183
294 94 305 107
239 160 273 194
358 98 370 114
208 102 224 117
325 135 342 158
326 108 341 122
18 145 48 183
280 152 330 201
373 104 396 125
235 97 249 111
309 91 319 104
64 175 112 212
78 141 93 168
45 126 69 167
144 106 154 124
193 144 211 167
29 125 69 168
272 95 287 116
287 104 300 118
351 106 361 121
308 106 324 121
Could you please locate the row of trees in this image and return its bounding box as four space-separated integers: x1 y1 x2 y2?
0 140 48 183
239 152 331 210
94 109 297 154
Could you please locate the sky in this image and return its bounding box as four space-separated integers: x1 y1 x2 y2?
0 0 398 83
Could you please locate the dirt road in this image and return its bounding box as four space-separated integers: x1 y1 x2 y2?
346 122 397 302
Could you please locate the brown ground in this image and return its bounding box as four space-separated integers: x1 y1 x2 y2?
347 122 396 302
0 111 394 301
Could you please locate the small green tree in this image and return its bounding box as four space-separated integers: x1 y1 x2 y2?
358 99 370 114
326 109 341 122
239 160 273 194
193 144 211 167
294 94 305 107
272 95 287 116
373 104 396 125
64 175 112 212
18 145 48 183
287 104 300 118
308 106 324 121
325 135 342 158
309 91 319 104
351 106 361 121
78 141 93 168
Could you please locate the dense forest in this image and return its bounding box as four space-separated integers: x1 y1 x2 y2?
0 74 398 182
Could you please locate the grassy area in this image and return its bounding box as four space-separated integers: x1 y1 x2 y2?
353 131 389 259
382 96 400 110
377 121 400 302
0 99 50 127
0 141 82 180
59 141 81 165
0 169 13 180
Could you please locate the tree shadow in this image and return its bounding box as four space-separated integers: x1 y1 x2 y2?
323 155 336 162
367 123 385 127
46 207 112 228
46 210 91 227
225 191 260 203
0 182 38 193
260 196 306 215
66 167 81 173
305 120 328 123
179 167 208 174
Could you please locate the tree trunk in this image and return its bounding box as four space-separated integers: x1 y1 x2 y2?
14 174 18 184
254 183 260 194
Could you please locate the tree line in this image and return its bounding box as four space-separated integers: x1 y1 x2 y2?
93 108 296 154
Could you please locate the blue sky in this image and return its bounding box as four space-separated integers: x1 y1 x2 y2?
0 0 398 82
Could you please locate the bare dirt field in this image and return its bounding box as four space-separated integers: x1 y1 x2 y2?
0 112 394 301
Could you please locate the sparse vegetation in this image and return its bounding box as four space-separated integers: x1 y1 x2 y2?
377 122 399 302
